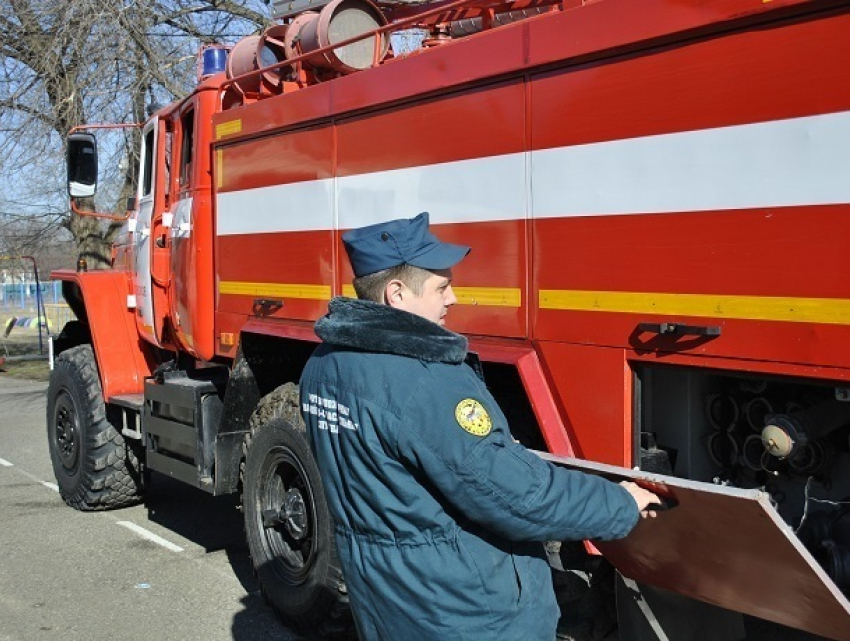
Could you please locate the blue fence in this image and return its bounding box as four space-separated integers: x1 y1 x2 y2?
0 281 64 309
1 281 73 335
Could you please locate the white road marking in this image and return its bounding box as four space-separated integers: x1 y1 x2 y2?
2 456 186 554
620 576 671 641
116 521 184 553
7 463 54 488
1 458 59 490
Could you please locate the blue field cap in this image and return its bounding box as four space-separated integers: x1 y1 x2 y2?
342 212 470 277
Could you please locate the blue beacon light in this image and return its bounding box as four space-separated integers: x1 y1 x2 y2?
201 46 228 78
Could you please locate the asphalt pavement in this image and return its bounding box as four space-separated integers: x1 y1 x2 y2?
0 377 301 641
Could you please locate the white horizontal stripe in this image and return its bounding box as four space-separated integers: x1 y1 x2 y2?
116 521 184 552
533 110 850 217
215 111 850 236
337 153 525 229
0 457 12 467
217 154 524 235
42 481 59 492
217 179 334 235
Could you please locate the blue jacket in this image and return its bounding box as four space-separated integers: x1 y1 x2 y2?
300 298 638 640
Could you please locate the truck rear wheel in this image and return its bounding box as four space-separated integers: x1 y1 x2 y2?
243 383 352 637
46 344 144 510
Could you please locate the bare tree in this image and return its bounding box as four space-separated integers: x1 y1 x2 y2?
0 0 270 269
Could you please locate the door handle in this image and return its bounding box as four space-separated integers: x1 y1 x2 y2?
638 322 721 337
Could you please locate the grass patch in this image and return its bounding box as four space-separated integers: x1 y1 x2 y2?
1 326 51 382
1 358 50 382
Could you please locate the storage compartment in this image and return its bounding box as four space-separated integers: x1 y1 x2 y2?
143 373 223 489
636 364 850 595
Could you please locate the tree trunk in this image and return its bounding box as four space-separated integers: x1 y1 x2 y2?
68 199 119 270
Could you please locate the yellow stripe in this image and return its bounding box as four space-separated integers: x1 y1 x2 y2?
539 290 850 325
216 149 223 189
220 281 332 300
215 119 242 140
454 287 521 307
217 282 847 323
341 285 520 307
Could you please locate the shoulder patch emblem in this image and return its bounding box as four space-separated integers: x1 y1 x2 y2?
455 398 492 437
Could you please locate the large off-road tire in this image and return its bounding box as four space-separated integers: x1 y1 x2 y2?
46 344 144 510
242 383 353 638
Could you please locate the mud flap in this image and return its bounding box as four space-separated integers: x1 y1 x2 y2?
537 452 850 641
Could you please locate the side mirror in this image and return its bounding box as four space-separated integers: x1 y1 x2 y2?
67 132 98 198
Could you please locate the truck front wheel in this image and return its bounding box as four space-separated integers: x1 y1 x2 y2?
243 383 352 636
46 344 144 510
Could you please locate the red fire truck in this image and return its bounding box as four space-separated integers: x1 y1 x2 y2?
53 0 850 637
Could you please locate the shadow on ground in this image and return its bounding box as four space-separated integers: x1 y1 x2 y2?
143 473 304 639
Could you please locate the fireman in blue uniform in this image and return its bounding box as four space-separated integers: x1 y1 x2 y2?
300 212 659 640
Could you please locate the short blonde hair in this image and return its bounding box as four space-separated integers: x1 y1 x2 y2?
352 264 432 303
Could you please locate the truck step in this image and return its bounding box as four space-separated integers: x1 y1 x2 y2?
110 393 144 411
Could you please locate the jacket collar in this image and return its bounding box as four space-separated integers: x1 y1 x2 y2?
315 297 468 364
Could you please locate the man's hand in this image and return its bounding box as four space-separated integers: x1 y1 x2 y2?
620 481 662 519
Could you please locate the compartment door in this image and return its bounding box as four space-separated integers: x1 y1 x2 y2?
537 453 850 641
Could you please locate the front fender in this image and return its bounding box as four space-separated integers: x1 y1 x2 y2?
52 269 155 399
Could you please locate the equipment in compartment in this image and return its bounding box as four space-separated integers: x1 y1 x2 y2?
639 365 850 595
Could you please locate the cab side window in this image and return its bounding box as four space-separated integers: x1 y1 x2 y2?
180 109 194 187
141 128 155 197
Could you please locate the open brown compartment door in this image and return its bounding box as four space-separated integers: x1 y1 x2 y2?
537 453 850 641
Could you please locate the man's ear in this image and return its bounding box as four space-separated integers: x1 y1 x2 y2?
384 279 405 307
